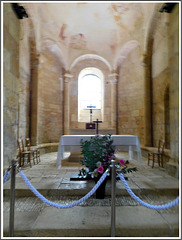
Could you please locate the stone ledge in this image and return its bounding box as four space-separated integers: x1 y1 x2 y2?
37 143 59 155
166 161 179 179
141 146 171 157
16 142 60 157
141 146 179 178
37 143 59 148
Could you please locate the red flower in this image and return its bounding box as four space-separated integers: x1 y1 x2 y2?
119 159 125 166
97 166 104 173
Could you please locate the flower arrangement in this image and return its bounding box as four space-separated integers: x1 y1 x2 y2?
79 134 137 179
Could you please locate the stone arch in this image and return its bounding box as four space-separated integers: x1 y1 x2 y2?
41 38 66 70
115 40 140 71
65 54 116 135
70 54 112 72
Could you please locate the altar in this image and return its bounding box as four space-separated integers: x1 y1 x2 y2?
57 135 142 168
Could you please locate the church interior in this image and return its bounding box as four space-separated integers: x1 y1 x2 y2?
3 1 180 237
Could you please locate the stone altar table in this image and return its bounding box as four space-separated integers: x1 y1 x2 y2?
57 135 142 168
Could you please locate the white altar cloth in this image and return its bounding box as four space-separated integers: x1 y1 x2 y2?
57 135 141 168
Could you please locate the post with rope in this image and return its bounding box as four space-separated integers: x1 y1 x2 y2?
9 159 17 237
111 159 116 237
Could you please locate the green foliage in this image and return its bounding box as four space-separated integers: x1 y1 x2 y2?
80 135 115 173
80 134 137 179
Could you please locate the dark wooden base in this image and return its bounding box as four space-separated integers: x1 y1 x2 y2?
70 173 128 181
70 173 92 181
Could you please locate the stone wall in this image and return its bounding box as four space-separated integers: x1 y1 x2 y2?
37 53 64 143
117 47 145 145
19 19 31 140
3 3 20 167
3 3 179 166
168 5 179 163
152 5 179 164
69 59 114 134
152 12 169 148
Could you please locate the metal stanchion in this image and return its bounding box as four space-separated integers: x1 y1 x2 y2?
111 159 116 237
9 159 17 237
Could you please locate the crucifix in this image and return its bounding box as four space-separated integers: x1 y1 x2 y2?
93 118 102 134
85 105 96 130
87 105 96 122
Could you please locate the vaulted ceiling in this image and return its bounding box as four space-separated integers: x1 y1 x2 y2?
22 2 163 70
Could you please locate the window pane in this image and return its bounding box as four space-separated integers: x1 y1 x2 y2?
79 74 102 109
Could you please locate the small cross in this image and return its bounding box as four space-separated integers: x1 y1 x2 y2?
93 118 102 134
86 105 96 122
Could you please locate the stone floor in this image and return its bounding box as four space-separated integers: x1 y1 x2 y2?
3 152 180 238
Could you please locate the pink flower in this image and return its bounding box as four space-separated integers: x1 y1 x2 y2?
97 165 104 173
119 159 125 166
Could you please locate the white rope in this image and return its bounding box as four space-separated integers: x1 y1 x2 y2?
3 169 10 184
118 172 179 210
19 169 108 208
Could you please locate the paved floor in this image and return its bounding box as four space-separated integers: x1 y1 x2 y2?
3 152 180 237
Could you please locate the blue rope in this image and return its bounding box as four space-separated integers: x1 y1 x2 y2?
118 172 179 210
18 170 108 209
3 170 10 185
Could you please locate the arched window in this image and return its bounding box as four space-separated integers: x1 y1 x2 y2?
78 67 104 122
79 74 101 110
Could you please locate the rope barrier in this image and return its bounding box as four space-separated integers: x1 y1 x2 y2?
5 165 179 210
3 169 10 185
118 172 179 210
18 169 108 209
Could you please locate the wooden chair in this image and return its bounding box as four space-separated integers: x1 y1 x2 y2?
25 138 40 164
17 138 35 167
148 140 165 168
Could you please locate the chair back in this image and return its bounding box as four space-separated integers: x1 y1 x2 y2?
17 138 25 153
25 138 31 151
158 140 165 154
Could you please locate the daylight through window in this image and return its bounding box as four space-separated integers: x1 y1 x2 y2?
78 67 104 122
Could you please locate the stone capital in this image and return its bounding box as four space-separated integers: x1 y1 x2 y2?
64 73 73 83
108 72 118 84
141 54 150 67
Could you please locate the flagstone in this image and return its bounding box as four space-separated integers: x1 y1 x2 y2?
3 152 179 237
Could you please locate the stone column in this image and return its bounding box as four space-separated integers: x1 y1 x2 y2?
109 73 118 134
30 54 39 146
142 54 152 146
63 73 73 135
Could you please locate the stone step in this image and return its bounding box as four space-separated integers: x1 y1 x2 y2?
3 178 179 198
69 152 83 162
3 152 179 237
3 197 179 237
